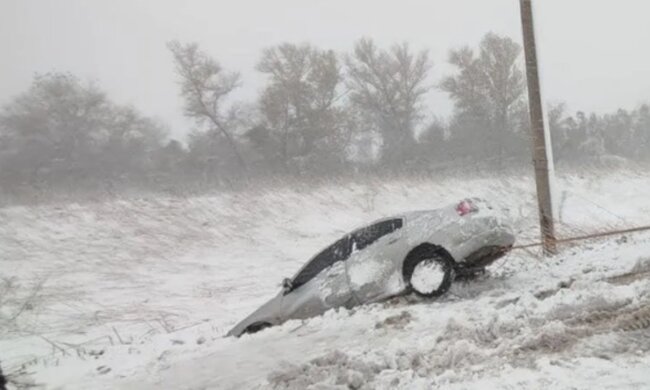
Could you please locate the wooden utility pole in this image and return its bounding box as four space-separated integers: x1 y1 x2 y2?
519 0 557 254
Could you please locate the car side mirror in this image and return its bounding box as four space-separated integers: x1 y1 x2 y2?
281 278 293 293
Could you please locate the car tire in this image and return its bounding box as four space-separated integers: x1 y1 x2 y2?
242 321 272 336
402 244 455 298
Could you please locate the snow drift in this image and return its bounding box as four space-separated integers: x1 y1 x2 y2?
1 171 650 389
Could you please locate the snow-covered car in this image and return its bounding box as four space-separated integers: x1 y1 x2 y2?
227 198 515 337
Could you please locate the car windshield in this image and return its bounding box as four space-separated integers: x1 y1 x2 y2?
289 235 352 291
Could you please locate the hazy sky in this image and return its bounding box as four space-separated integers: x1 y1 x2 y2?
2 0 650 140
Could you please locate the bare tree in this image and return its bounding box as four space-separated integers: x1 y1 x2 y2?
167 41 247 172
256 43 348 172
346 38 432 165
440 33 526 164
0 72 165 193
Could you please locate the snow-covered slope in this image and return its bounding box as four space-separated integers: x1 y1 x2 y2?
1 171 650 389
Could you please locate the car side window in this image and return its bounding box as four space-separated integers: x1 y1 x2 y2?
290 235 352 292
288 218 403 293
351 218 403 251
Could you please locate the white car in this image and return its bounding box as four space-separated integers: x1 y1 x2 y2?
227 198 515 337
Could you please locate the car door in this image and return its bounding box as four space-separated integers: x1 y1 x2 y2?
280 235 356 319
345 218 406 303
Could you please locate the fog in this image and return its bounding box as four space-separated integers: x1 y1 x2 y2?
1 0 650 203
4 3 650 388
2 0 650 140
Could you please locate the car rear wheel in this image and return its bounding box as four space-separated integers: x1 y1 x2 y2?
403 245 455 298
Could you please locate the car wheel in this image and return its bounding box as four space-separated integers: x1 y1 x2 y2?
403 245 455 298
242 321 272 335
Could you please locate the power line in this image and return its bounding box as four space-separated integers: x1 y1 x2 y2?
511 224 650 251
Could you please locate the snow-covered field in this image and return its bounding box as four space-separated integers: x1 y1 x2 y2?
1 171 650 389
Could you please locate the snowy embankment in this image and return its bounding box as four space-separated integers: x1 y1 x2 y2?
1 171 650 389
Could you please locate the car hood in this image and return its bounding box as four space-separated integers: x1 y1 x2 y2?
226 291 283 337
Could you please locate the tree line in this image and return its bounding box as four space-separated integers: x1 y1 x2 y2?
0 33 648 200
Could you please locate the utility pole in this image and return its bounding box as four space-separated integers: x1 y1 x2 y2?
519 0 557 255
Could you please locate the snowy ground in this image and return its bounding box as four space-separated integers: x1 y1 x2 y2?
1 171 650 389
